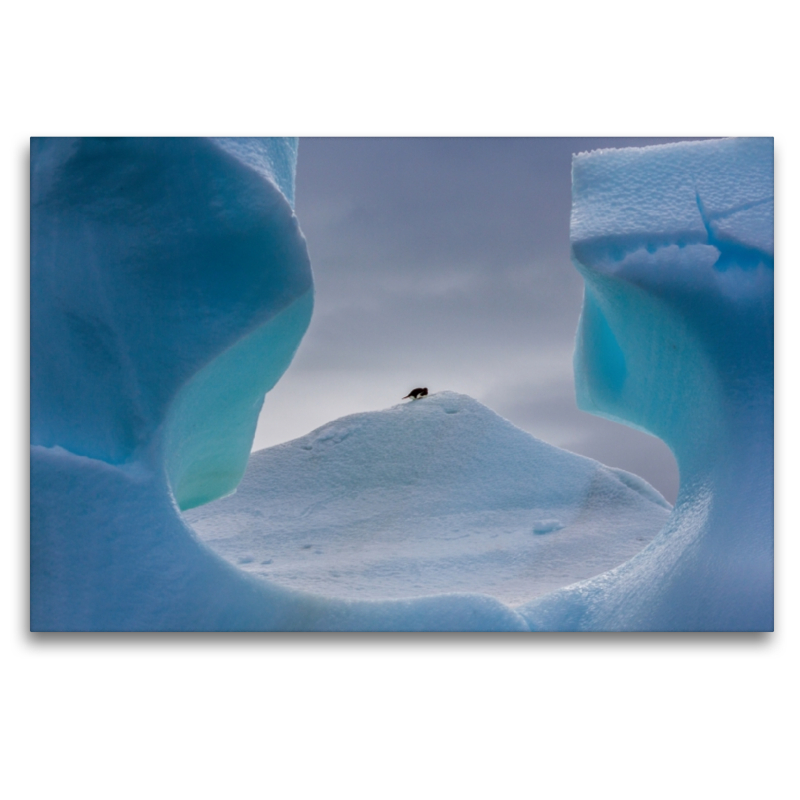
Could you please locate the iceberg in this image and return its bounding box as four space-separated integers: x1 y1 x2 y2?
30 136 772 631
522 137 774 630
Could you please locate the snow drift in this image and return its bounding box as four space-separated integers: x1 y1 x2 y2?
185 392 671 605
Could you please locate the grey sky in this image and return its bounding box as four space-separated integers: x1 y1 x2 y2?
254 138 706 504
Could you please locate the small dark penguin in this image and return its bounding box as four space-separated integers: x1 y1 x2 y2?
403 387 428 400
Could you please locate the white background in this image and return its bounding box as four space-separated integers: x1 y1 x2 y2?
3 2 796 798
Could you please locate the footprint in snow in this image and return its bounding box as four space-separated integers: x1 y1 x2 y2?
532 519 564 535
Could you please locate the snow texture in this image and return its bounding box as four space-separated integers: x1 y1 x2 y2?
31 444 527 631
30 136 772 631
185 392 670 606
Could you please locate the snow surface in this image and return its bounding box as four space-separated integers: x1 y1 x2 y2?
185 392 670 605
30 136 772 631
570 137 774 257
31 443 528 631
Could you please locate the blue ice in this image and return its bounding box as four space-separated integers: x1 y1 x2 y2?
522 138 774 630
29 137 773 631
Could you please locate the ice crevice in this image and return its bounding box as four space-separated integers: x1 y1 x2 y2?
694 188 774 271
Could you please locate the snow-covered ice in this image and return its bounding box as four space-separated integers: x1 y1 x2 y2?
30 136 773 631
185 392 671 605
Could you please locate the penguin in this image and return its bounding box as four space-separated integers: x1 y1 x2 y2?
403 387 428 400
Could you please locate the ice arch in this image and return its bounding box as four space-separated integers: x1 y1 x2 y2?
522 138 774 631
29 138 528 630
30 137 772 631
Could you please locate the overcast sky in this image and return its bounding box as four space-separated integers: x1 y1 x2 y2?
253 137 706 504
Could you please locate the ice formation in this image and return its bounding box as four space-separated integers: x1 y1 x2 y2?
521 137 774 630
30 137 312 510
30 136 772 631
30 138 525 630
185 392 671 605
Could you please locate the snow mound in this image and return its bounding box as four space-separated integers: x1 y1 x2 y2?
185 392 670 605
